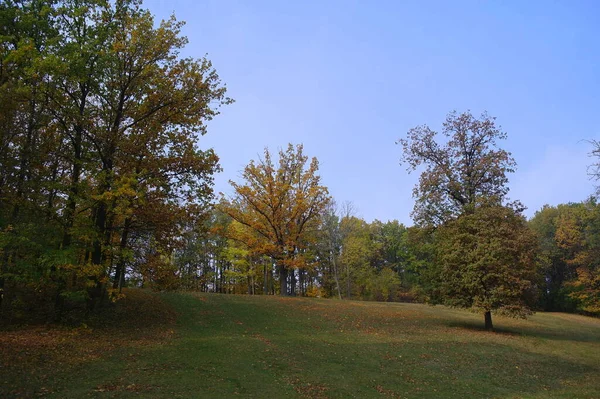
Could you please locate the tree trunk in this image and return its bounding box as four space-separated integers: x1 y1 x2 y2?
263 261 268 295
289 269 296 296
62 82 88 249
331 251 342 300
279 264 288 296
346 264 351 298
484 311 493 331
62 127 82 248
298 269 305 296
0 275 4 312
113 217 131 289
88 192 109 311
220 260 225 293
213 257 217 293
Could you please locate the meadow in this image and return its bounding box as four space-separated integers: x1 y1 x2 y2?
2 290 599 398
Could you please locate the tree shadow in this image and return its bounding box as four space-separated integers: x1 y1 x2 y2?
445 318 600 343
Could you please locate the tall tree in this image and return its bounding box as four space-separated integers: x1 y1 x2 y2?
0 0 230 317
315 200 344 299
220 144 330 296
398 111 517 226
398 111 538 329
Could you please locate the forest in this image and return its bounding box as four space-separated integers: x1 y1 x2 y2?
1 0 599 334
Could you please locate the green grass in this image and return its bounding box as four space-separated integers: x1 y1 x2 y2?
2 290 600 398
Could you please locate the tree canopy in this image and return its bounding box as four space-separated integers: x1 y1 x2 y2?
0 0 231 316
398 111 540 329
398 111 517 226
436 205 539 330
219 144 330 296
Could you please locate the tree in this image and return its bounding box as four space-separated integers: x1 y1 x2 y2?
529 204 579 311
339 216 374 298
397 111 517 226
403 225 438 301
553 199 600 314
587 139 600 192
398 111 538 329
220 144 330 296
315 200 343 299
0 0 230 318
436 205 539 330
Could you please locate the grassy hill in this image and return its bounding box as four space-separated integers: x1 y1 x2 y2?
2 290 599 398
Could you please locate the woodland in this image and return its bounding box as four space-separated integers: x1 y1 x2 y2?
1 0 599 334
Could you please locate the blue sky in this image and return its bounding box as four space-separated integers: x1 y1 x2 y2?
145 0 600 225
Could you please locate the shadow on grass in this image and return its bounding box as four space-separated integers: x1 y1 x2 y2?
0 289 177 399
445 318 600 343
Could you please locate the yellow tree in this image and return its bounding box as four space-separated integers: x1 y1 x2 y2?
221 144 330 296
554 200 600 314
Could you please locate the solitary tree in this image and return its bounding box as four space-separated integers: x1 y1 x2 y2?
220 144 330 296
398 111 537 329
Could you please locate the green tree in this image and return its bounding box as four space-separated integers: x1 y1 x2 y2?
339 216 374 298
436 205 539 330
403 225 438 301
529 204 579 311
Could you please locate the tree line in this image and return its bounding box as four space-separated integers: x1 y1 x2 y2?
167 113 599 330
1 1 598 328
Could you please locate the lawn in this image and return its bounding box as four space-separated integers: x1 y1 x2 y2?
1 290 599 398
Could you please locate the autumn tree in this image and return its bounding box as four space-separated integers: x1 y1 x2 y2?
398 111 517 226
320 215 400 301
220 144 330 296
436 205 539 330
553 199 600 314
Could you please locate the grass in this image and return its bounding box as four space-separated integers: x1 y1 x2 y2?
1 290 599 398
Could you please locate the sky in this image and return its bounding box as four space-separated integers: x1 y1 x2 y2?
144 0 600 225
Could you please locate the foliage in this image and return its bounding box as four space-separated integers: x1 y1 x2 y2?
0 0 230 317
529 199 600 315
529 204 580 312
554 200 600 314
398 111 517 226
220 144 330 296
435 205 539 327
